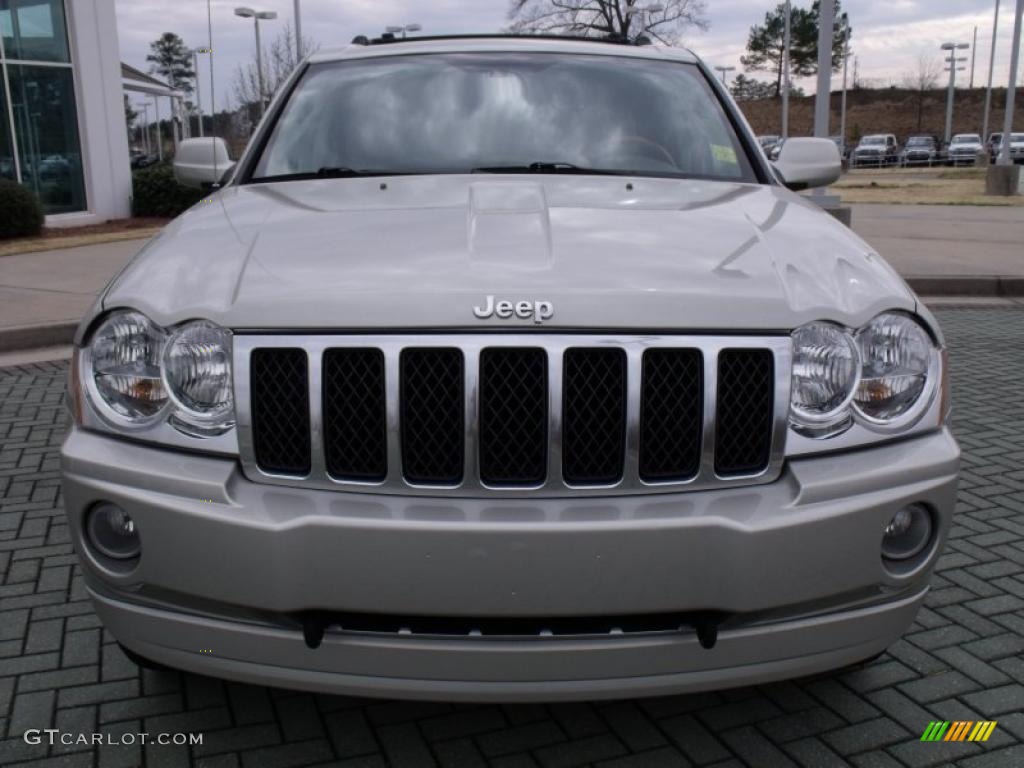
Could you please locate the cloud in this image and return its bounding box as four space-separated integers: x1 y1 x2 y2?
116 0 1022 115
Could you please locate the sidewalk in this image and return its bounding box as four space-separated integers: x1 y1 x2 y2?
0 238 146 350
1 204 1022 352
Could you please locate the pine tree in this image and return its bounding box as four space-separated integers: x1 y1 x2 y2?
740 1 850 97
147 33 195 94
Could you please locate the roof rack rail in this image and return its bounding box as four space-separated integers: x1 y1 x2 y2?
349 32 652 47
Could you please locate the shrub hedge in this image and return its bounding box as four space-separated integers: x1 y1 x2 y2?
0 179 44 239
131 163 206 218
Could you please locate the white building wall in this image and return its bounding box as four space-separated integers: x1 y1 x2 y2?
50 0 132 226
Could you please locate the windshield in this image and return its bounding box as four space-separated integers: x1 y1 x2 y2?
952 135 980 144
860 136 886 145
250 53 756 182
906 138 932 147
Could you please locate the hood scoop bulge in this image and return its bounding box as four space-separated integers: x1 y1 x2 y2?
467 182 552 269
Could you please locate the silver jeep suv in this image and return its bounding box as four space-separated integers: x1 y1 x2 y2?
62 35 959 701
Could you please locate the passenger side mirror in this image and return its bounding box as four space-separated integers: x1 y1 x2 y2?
772 137 842 192
173 138 236 189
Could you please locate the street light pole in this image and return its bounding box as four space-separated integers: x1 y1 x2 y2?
153 96 163 162
192 48 210 137
983 0 1002 143
235 7 278 117
970 26 978 87
714 66 735 86
941 41 971 145
999 0 1024 165
294 0 302 60
813 0 835 140
840 23 851 153
140 103 151 155
782 0 791 139
623 4 663 40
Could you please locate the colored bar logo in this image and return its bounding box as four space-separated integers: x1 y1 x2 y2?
920 721 997 742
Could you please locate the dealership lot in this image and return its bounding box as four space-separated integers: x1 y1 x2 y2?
1 306 1023 768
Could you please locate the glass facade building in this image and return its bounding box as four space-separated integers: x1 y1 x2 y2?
0 0 86 213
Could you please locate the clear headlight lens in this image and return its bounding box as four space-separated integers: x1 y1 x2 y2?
162 321 234 435
88 311 168 423
854 313 935 423
790 322 860 437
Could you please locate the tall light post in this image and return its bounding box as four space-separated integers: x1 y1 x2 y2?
235 7 278 116
714 65 735 86
983 0 1002 143
153 95 163 162
385 23 422 39
192 47 210 137
140 103 151 155
782 0 791 139
840 21 851 153
813 0 835 140
970 26 979 87
294 0 303 60
624 4 664 39
999 0 1024 165
941 41 971 145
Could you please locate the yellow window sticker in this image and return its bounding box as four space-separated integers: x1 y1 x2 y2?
711 144 738 164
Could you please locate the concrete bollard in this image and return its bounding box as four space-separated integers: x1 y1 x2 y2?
986 164 1023 196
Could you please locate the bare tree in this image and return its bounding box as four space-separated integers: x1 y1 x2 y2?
902 53 941 132
232 22 317 133
507 0 708 44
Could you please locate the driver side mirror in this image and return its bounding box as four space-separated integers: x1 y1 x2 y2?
772 137 842 191
173 138 236 189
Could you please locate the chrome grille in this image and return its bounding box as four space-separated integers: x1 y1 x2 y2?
235 334 791 497
400 348 465 485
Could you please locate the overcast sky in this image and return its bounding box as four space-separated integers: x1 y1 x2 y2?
116 0 1021 115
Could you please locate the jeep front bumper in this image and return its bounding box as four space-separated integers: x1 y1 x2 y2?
61 427 959 701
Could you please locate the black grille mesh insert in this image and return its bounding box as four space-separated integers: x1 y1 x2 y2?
400 348 464 484
479 348 548 486
251 348 311 476
562 348 626 485
323 348 387 481
715 349 774 476
640 349 703 482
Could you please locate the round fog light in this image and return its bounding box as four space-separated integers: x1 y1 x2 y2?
86 503 141 560
882 504 932 561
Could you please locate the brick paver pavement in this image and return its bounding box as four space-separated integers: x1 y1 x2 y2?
1 307 1022 768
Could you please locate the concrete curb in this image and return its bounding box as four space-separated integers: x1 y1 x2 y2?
0 277 1021 354
904 275 1024 297
0 322 78 354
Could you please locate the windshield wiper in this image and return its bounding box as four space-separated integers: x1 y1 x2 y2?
249 167 403 183
471 162 629 176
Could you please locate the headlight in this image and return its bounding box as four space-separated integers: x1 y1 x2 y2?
854 313 937 426
83 311 235 442
87 311 168 425
162 321 235 435
789 322 860 437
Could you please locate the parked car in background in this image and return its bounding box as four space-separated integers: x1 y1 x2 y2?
757 135 782 158
850 134 899 168
946 134 983 166
38 154 72 180
900 136 940 167
990 132 1024 164
130 151 159 170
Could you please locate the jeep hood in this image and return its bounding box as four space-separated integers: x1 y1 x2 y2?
100 176 914 334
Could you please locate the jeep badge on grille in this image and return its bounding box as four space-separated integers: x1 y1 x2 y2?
473 296 554 324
